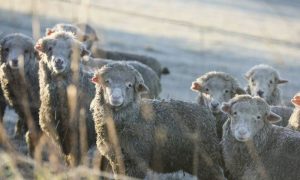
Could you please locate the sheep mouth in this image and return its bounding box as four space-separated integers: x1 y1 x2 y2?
54 65 66 73
110 101 124 107
210 107 220 113
235 136 250 142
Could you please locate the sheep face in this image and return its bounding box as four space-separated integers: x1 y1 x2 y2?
0 34 35 70
221 95 281 142
35 32 90 75
245 65 287 101
91 63 148 108
191 73 245 113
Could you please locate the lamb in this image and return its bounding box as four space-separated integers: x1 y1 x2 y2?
35 31 97 166
82 57 161 99
0 33 42 156
245 64 288 105
46 23 170 77
190 71 246 138
90 62 225 179
221 94 300 180
287 92 300 131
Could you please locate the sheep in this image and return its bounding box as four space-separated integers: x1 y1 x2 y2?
46 23 98 51
221 94 300 180
90 62 225 179
0 33 42 156
82 57 161 99
46 23 170 77
245 64 288 106
35 31 97 166
287 92 300 131
190 71 246 138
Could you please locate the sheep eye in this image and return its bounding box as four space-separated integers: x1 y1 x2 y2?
105 79 110 84
225 90 229 93
257 116 261 119
233 112 237 115
205 88 209 92
127 82 133 88
47 46 52 52
269 80 273 84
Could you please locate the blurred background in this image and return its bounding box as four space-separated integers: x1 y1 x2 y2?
1 0 300 103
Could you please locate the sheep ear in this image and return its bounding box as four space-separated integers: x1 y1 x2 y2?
277 79 288 84
291 95 300 106
34 41 44 52
46 28 55 36
191 81 201 92
136 83 149 93
80 45 91 57
267 112 281 123
244 71 253 80
90 75 100 84
235 87 246 95
221 103 231 113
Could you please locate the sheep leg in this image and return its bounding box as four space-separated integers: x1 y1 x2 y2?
0 102 5 123
14 118 27 138
25 128 43 157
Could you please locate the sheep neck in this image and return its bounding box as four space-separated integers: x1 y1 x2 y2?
0 61 39 108
288 108 300 131
222 119 273 178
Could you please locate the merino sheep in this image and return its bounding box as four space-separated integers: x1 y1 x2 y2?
35 31 97 166
46 23 98 50
82 57 161 99
287 92 300 131
0 33 42 156
190 71 245 138
245 64 288 105
90 62 225 179
46 23 170 77
221 94 300 180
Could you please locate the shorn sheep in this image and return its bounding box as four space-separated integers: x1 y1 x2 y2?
245 64 288 105
287 92 300 131
35 31 96 166
221 95 300 180
82 57 161 99
0 33 42 156
190 71 246 138
46 23 170 77
90 62 225 179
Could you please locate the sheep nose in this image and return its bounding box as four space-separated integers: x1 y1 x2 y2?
257 90 264 97
238 129 247 136
55 58 63 65
112 94 122 99
12 59 18 66
211 102 219 109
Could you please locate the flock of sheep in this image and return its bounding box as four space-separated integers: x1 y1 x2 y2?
0 22 300 180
